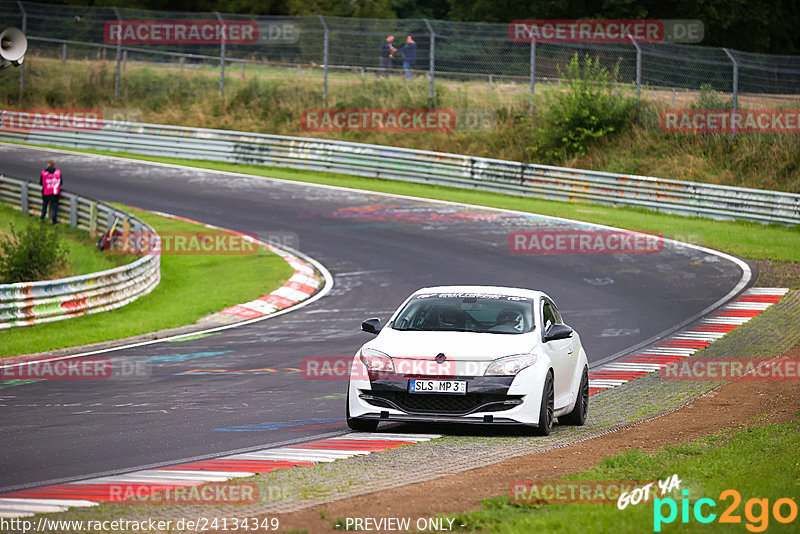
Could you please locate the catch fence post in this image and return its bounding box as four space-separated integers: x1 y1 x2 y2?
424 19 435 107
319 16 329 102
215 12 226 97
112 7 123 99
529 39 536 114
723 48 739 138
629 35 642 121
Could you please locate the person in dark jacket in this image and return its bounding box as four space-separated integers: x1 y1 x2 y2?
402 35 417 81
40 160 62 225
377 35 396 79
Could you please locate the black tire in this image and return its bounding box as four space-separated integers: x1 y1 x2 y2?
346 391 379 432
560 366 588 426
531 372 554 436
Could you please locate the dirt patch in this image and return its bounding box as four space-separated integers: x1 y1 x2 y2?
271 344 800 533
755 259 800 289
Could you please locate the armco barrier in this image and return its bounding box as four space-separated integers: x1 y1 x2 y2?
0 113 798 224
0 175 160 329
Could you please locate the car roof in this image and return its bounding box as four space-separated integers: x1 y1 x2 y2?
412 285 547 300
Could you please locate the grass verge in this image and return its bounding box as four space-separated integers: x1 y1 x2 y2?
0 206 294 357
4 55 800 192
9 144 800 266
450 419 800 533
0 204 129 280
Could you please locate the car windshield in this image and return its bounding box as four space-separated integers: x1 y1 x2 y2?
392 293 535 334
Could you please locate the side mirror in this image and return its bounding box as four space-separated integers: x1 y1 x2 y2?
361 317 382 335
544 323 573 342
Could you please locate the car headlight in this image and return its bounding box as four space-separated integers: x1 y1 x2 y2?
359 348 395 374
484 354 537 376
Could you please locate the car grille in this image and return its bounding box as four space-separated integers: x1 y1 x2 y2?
362 391 522 415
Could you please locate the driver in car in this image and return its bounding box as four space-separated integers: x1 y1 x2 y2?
438 306 466 329
496 309 524 332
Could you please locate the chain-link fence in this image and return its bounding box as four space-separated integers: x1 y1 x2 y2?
3 0 800 111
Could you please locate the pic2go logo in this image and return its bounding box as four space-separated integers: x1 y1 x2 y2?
653 490 798 532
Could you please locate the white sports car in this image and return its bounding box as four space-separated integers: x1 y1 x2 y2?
346 286 589 435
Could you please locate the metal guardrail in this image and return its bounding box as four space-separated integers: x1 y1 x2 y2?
0 174 160 329
0 114 798 225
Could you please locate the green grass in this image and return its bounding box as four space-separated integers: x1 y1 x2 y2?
9 144 800 265
4 55 800 192
0 207 294 357
0 204 130 279
450 421 800 533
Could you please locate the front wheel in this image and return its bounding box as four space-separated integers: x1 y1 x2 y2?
531 372 554 436
560 366 588 426
346 390 379 431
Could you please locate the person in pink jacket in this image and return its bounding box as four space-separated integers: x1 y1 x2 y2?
40 159 62 225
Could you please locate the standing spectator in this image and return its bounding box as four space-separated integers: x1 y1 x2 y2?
402 35 417 81
378 35 396 79
40 159 62 225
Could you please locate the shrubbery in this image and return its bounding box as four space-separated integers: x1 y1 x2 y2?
0 222 67 283
692 83 734 110
533 54 636 162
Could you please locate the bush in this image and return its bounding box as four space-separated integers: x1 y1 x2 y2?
691 83 734 110
0 222 68 283
533 54 636 162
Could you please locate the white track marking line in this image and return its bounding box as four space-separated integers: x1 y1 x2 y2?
223 453 338 463
743 288 789 295
603 363 663 372
273 447 371 456
329 434 440 441
588 379 628 387
701 317 750 325
725 302 774 310
0 498 97 508
78 470 253 484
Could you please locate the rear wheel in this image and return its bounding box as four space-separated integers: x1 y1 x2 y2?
560 366 588 426
346 390 379 432
531 372 554 436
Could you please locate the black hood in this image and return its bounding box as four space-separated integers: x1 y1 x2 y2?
45 165 56 173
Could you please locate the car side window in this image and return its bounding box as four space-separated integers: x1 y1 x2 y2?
551 302 563 324
542 300 556 332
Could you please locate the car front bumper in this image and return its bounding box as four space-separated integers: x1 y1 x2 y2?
348 360 548 426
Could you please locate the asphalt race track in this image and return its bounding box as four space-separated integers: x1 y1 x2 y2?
0 144 748 491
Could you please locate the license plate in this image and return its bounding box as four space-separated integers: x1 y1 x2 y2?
409 379 467 395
